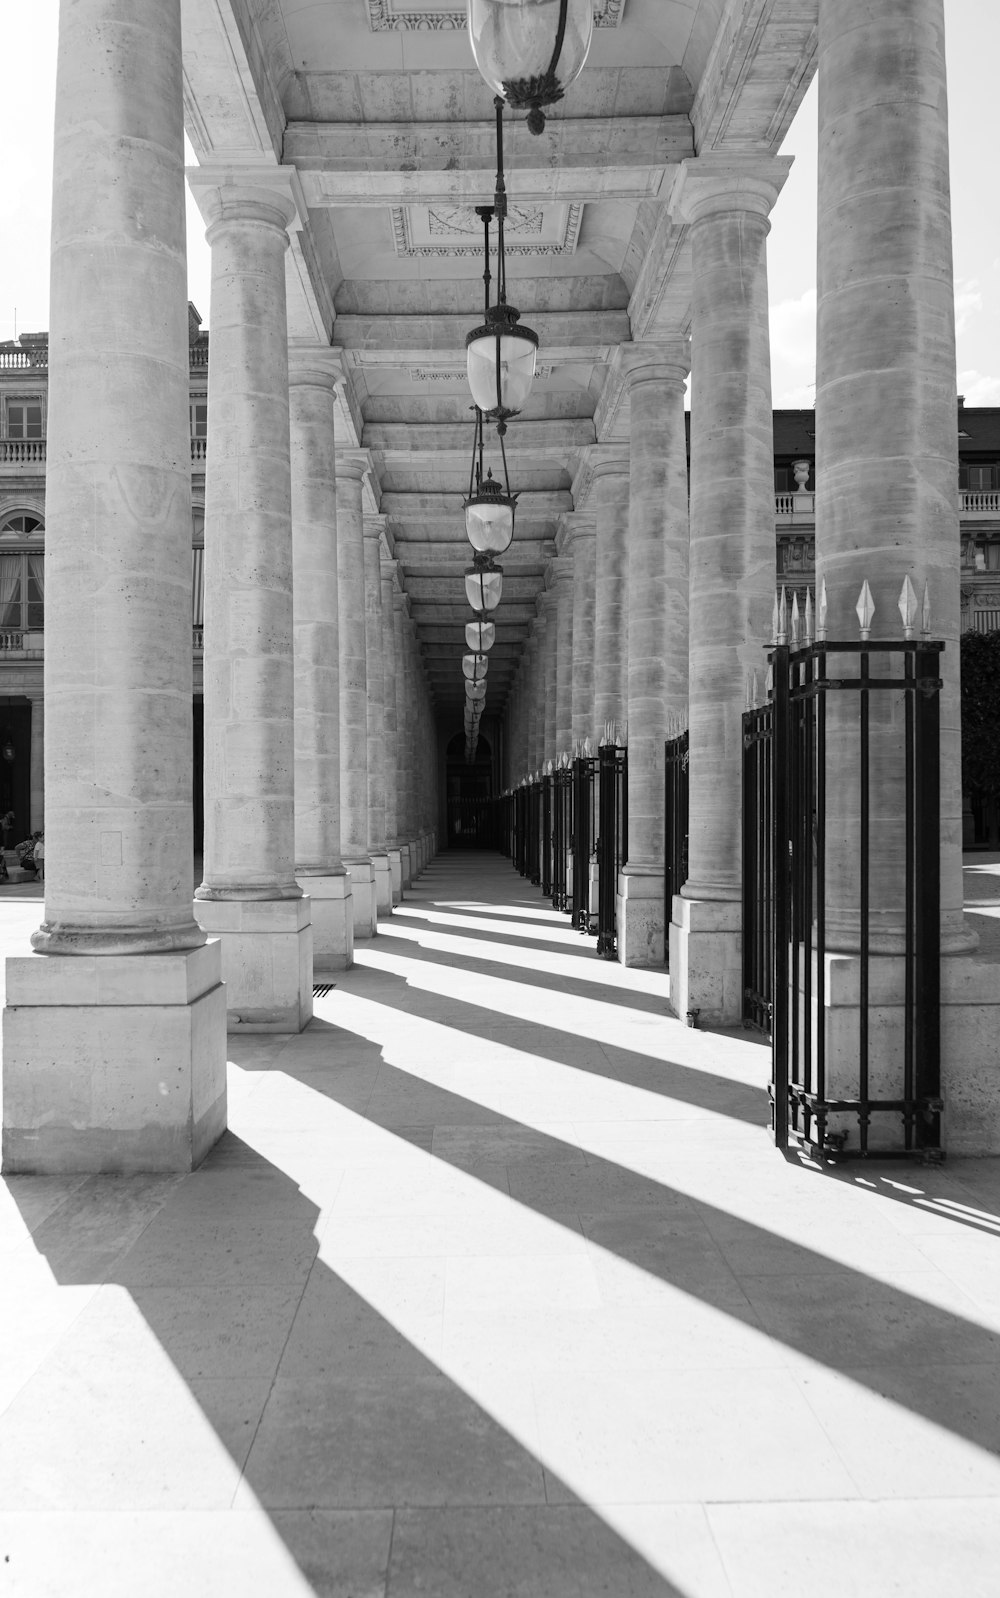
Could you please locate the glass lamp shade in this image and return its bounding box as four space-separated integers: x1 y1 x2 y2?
466 309 538 417
465 565 503 611
465 471 515 556
462 653 489 682
466 681 487 703
467 0 594 132
466 620 496 652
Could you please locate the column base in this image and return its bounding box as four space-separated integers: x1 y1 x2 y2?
371 851 393 914
817 952 1000 1156
2 942 227 1174
345 859 378 939
669 895 742 1026
400 843 412 889
617 866 666 968
411 837 423 878
387 847 403 906
296 871 354 973
193 897 313 1033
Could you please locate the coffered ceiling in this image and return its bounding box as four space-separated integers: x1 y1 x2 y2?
181 0 818 726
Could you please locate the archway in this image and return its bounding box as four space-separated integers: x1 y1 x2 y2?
445 731 493 849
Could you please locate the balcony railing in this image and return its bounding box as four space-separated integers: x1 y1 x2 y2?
0 439 46 464
191 438 207 463
775 492 814 516
0 350 47 369
0 631 23 650
961 490 1000 514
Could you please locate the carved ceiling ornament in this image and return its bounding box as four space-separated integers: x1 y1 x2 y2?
390 201 582 257
367 0 625 31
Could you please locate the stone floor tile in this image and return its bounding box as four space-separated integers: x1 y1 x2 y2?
707 1498 1000 1598
533 1366 859 1504
6 1173 183 1286
0 1174 89 1252
317 1201 587 1261
277 1258 445 1379
386 1504 728 1597
237 1375 548 1510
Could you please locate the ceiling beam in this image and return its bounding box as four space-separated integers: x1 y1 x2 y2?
334 311 630 352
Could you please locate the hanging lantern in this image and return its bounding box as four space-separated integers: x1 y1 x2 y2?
467 0 594 135
465 108 539 422
465 406 517 555
465 563 503 612
466 619 496 652
463 653 489 682
466 682 487 704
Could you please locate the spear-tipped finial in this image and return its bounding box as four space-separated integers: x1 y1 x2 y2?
583 735 593 757
744 674 753 712
790 591 801 646
855 579 875 640
804 590 814 645
817 577 828 643
921 581 932 637
751 669 759 708
777 586 789 646
898 575 918 639
771 590 780 645
765 661 774 699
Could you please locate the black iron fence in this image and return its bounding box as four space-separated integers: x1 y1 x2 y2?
663 731 689 970
767 637 943 1160
596 743 627 959
572 754 598 932
741 705 773 1032
552 765 573 911
540 773 553 896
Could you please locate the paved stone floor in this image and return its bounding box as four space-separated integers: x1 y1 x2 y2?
2 851 1000 1596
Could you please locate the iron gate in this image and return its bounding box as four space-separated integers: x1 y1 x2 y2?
596 743 627 960
540 773 553 896
552 765 573 912
527 779 541 885
764 636 943 1159
664 731 689 971
572 754 598 932
742 704 773 1033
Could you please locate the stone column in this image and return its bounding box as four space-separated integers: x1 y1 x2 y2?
591 454 630 743
27 689 44 832
381 557 402 904
568 515 597 750
668 155 789 1023
4 0 227 1171
617 341 691 968
289 346 353 972
363 516 392 915
552 554 575 761
815 0 995 1150
542 588 558 766
189 172 313 1033
531 603 549 771
521 634 538 778
337 453 377 937
393 590 413 888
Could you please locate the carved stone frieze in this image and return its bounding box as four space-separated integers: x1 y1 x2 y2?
367 0 625 31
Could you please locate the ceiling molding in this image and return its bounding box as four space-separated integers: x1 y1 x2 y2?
389 202 583 259
366 0 626 32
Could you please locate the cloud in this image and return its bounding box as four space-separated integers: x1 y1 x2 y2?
958 369 1000 405
954 279 983 335
769 288 817 372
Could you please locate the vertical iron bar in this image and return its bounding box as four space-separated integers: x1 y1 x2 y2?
771 643 790 1150
815 644 827 1126
914 645 942 1150
903 644 915 1150
859 645 871 1155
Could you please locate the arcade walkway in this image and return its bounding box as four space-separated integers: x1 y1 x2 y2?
2 853 1000 1596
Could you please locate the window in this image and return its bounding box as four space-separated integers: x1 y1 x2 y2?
0 554 43 631
960 464 1000 492
6 404 42 440
190 400 207 439
975 540 1000 573
0 515 42 538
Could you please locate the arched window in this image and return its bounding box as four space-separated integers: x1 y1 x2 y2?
0 517 44 631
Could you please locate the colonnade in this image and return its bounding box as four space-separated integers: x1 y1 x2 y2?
1 0 437 1174
503 0 986 1092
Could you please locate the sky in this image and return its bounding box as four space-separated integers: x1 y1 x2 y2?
4 2 998 409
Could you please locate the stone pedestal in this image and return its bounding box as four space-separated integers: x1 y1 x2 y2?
3 944 226 1173
400 842 412 890
372 853 393 913
298 873 353 974
345 858 378 938
194 898 312 1032
667 155 789 1022
388 847 403 904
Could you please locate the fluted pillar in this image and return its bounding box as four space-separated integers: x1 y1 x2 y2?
552 556 575 761
531 602 549 771
668 155 789 1022
568 515 597 750
592 455 630 742
542 588 558 767
337 453 378 937
618 341 691 968
382 558 402 904
3 0 227 1171
289 347 352 972
363 517 392 914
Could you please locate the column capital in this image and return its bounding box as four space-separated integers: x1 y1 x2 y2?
617 337 691 389
548 555 575 588
187 165 306 236
393 588 411 617
287 343 345 391
363 512 393 558
555 511 597 555
337 449 374 486
572 445 631 509
668 153 792 226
